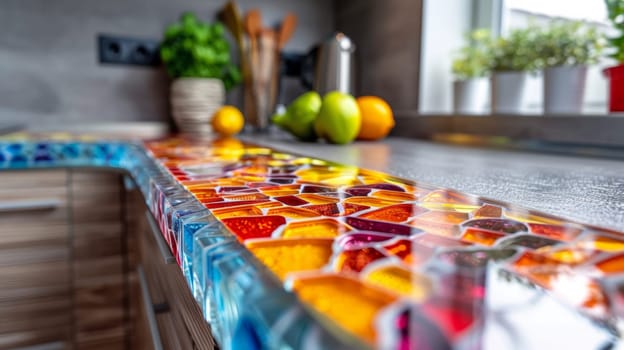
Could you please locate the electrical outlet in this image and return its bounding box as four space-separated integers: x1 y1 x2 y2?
98 34 160 67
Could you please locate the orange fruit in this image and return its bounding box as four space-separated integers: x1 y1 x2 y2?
355 96 394 141
211 105 244 136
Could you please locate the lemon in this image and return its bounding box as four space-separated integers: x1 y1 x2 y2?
211 105 244 136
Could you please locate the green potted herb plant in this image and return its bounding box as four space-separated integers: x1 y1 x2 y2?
451 29 492 115
604 0 624 112
160 12 241 136
489 26 541 114
535 21 603 115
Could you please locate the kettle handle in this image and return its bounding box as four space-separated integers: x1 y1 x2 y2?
299 45 318 90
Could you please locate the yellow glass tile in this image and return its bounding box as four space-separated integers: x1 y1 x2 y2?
297 194 340 204
291 274 397 344
344 197 401 207
504 210 562 225
576 234 624 252
246 238 333 280
422 190 479 205
371 190 416 202
267 207 320 219
418 202 481 213
212 205 263 219
363 265 431 301
282 218 351 238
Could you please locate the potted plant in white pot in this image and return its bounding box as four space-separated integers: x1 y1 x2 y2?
160 12 241 136
451 29 492 115
489 26 540 115
536 21 604 115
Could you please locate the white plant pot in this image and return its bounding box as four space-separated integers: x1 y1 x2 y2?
170 78 224 137
453 78 490 115
543 65 587 115
491 71 529 115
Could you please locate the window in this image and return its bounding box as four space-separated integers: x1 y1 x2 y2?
506 0 607 23
500 0 610 114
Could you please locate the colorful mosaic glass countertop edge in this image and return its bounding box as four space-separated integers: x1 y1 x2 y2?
1 134 623 349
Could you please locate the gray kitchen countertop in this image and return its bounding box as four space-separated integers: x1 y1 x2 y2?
240 133 624 232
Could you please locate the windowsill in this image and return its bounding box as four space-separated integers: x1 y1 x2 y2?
392 112 624 148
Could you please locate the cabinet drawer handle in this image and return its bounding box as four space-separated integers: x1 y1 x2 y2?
144 211 176 265
138 265 164 350
0 199 62 213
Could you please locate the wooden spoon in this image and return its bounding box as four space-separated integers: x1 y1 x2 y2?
277 13 298 50
244 9 263 81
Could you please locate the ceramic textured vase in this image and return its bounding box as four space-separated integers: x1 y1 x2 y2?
170 78 224 137
491 71 528 115
543 65 588 115
453 78 490 115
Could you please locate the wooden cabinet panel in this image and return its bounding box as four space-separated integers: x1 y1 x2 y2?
69 169 130 350
0 169 72 349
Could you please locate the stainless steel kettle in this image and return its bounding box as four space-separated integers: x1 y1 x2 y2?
303 32 356 95
281 33 356 95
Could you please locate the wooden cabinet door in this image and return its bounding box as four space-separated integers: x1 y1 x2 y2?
0 169 72 349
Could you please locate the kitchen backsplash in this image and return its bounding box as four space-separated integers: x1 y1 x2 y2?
0 0 333 127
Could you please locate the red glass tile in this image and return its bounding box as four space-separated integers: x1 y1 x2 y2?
222 215 286 240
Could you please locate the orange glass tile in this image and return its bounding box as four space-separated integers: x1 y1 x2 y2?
461 228 505 246
473 204 502 218
290 274 398 344
381 239 434 265
363 264 432 301
529 223 582 242
539 247 599 266
297 193 340 204
211 205 263 219
301 203 369 217
204 199 271 209
359 203 426 223
343 196 401 207
246 238 333 280
282 218 352 239
260 189 300 196
371 190 416 202
221 215 286 240
595 253 624 275
266 207 319 219
415 211 469 224
221 193 269 201
512 251 563 272
334 247 388 273
408 218 461 237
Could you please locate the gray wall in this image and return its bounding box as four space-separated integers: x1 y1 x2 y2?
335 0 423 113
0 0 334 127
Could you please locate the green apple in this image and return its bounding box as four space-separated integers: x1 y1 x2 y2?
272 91 321 141
314 91 361 144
